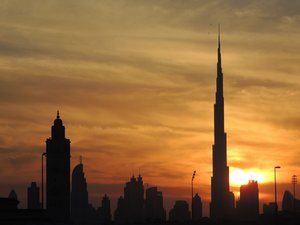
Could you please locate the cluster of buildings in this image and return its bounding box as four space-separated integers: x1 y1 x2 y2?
0 29 299 224
114 176 166 223
70 161 112 224
45 111 204 224
0 110 204 224
0 110 203 224
113 174 203 223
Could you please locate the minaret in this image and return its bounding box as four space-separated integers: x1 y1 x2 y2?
210 26 235 219
46 111 71 222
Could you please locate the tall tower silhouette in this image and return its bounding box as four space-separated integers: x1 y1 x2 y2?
71 161 89 224
114 175 145 223
210 26 235 219
46 111 70 222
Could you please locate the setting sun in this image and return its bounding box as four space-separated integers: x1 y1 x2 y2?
230 168 264 187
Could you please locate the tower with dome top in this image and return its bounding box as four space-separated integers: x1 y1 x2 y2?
46 111 70 222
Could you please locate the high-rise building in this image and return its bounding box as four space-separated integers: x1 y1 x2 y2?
169 200 190 222
210 26 235 219
114 196 125 223
100 194 112 224
46 111 71 222
71 161 89 224
114 175 145 223
192 193 202 221
27 182 40 209
237 180 259 220
124 175 144 223
145 187 166 222
282 190 300 212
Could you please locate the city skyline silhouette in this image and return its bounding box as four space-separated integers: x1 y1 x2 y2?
0 0 300 224
0 29 299 224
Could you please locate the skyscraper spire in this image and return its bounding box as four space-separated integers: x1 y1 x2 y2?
210 26 235 220
218 24 220 49
57 110 60 119
217 24 222 79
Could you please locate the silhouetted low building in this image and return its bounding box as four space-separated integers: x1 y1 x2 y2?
0 189 20 210
145 187 166 222
0 198 19 210
9 189 18 201
169 200 190 222
263 202 276 214
192 193 202 221
27 182 40 209
0 209 50 224
0 190 19 210
0 190 49 223
282 190 300 212
237 180 259 220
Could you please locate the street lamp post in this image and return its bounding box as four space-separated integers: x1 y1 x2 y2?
274 166 281 215
191 170 196 221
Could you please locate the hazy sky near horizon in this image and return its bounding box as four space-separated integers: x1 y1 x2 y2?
0 0 300 215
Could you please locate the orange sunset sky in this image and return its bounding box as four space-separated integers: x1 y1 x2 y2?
0 0 300 217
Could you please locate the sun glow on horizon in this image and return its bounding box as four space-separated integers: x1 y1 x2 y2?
230 168 264 187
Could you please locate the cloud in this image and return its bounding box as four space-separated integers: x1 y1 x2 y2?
0 0 299 217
